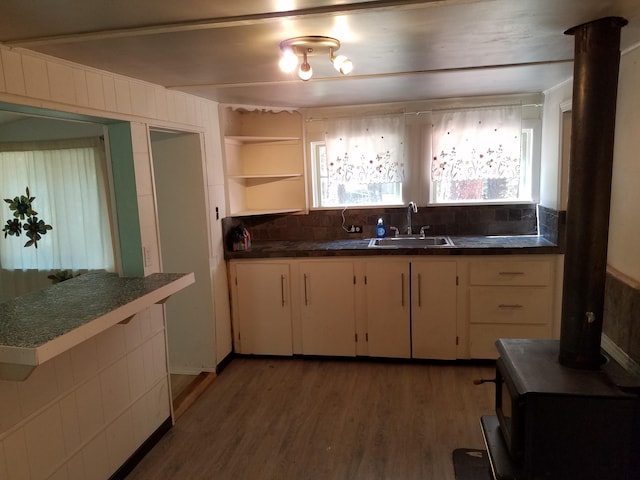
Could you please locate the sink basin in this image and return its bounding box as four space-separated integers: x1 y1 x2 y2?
368 236 454 248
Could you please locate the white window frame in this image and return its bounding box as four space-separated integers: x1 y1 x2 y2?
427 119 541 206
308 107 541 209
310 141 404 208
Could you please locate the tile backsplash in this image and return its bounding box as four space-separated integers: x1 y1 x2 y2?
223 203 541 243
537 204 565 247
604 268 640 366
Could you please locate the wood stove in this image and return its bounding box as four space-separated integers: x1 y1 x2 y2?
482 339 640 479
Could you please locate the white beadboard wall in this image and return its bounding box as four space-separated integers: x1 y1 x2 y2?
0 308 169 480
0 45 231 479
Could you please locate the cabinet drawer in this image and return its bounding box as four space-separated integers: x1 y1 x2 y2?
469 286 551 325
469 324 552 359
470 260 552 286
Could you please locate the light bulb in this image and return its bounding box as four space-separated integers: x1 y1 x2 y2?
332 54 353 75
279 49 298 73
298 53 313 81
338 58 353 75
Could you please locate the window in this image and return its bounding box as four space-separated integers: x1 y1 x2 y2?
0 138 115 271
430 105 534 204
312 115 405 207
310 105 540 208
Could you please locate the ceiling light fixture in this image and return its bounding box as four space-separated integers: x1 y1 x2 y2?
279 36 353 81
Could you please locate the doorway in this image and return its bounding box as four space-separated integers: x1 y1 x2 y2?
149 129 217 391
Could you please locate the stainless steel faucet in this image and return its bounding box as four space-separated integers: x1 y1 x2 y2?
407 201 418 235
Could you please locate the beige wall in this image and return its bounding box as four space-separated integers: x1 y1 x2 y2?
539 44 640 353
609 44 640 282
540 44 640 283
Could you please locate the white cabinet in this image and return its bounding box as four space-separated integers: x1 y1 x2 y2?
364 260 411 358
299 261 357 356
222 109 306 216
468 258 555 358
231 262 293 355
362 258 457 359
411 260 458 359
228 255 558 360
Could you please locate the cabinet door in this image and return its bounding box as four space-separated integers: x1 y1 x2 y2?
411 261 458 359
234 262 293 355
300 261 356 356
364 260 411 358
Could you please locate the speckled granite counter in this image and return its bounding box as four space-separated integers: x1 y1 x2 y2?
0 271 195 380
224 235 561 259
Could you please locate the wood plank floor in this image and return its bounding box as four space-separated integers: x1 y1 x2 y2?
127 357 496 480
170 374 198 400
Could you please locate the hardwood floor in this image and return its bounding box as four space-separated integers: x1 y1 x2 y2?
170 374 198 400
172 372 218 420
127 357 496 480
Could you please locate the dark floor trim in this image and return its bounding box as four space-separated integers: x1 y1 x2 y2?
234 352 496 367
109 416 172 480
216 351 235 374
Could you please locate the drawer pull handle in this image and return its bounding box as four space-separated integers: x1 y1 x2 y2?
498 304 524 309
401 273 405 307
304 273 309 306
281 274 286 307
498 271 525 275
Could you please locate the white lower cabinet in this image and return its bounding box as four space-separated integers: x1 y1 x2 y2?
363 258 457 359
467 257 555 358
364 260 411 358
231 262 293 355
228 254 558 360
299 261 357 356
411 260 458 359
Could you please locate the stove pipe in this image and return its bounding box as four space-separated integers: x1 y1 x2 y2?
559 16 628 369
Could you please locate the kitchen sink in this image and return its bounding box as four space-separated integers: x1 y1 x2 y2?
368 235 454 248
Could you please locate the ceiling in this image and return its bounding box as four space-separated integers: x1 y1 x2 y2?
0 0 639 109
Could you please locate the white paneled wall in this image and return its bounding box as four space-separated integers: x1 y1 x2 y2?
131 121 162 277
0 45 231 478
0 46 214 136
0 307 169 480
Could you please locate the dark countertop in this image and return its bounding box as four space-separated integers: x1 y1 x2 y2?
225 235 561 259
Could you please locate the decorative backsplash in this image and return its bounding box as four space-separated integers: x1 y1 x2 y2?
222 203 541 243
537 204 565 247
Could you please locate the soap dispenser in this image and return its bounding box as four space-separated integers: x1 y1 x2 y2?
376 218 386 238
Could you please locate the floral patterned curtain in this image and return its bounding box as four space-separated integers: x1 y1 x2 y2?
325 115 405 185
430 105 522 202
431 106 522 181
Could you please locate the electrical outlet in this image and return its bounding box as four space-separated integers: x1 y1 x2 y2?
346 225 362 233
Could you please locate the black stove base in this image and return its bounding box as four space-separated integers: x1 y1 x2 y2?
481 416 520 480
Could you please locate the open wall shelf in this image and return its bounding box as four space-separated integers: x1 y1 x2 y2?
222 109 307 217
